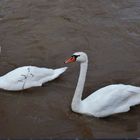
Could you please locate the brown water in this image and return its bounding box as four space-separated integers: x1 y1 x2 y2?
0 0 140 138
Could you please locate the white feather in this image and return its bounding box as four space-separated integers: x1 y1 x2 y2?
0 66 67 91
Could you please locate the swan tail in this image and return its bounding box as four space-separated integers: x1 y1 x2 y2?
128 87 140 105
39 67 68 85
54 67 68 78
114 87 140 115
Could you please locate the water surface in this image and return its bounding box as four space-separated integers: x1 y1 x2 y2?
0 0 140 138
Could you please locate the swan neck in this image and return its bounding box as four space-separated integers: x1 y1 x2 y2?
72 59 88 110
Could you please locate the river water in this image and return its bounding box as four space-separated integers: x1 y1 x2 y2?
0 0 140 138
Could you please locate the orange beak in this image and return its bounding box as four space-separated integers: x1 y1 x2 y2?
65 56 76 64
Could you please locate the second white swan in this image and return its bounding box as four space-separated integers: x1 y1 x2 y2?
0 66 67 91
65 52 140 117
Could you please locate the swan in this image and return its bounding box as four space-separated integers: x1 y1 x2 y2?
0 66 67 91
65 52 140 117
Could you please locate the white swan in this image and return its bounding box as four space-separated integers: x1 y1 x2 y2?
65 52 140 117
0 66 67 91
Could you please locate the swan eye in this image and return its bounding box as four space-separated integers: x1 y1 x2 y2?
72 55 80 59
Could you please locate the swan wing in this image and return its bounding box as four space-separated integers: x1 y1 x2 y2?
2 66 54 82
82 84 140 117
25 66 54 81
0 66 54 90
0 66 67 91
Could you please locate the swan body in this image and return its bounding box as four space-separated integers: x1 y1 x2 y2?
65 52 140 117
81 84 140 117
0 66 67 91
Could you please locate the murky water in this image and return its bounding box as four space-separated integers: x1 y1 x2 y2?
0 0 140 138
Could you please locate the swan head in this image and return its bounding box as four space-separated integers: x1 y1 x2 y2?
65 52 88 63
